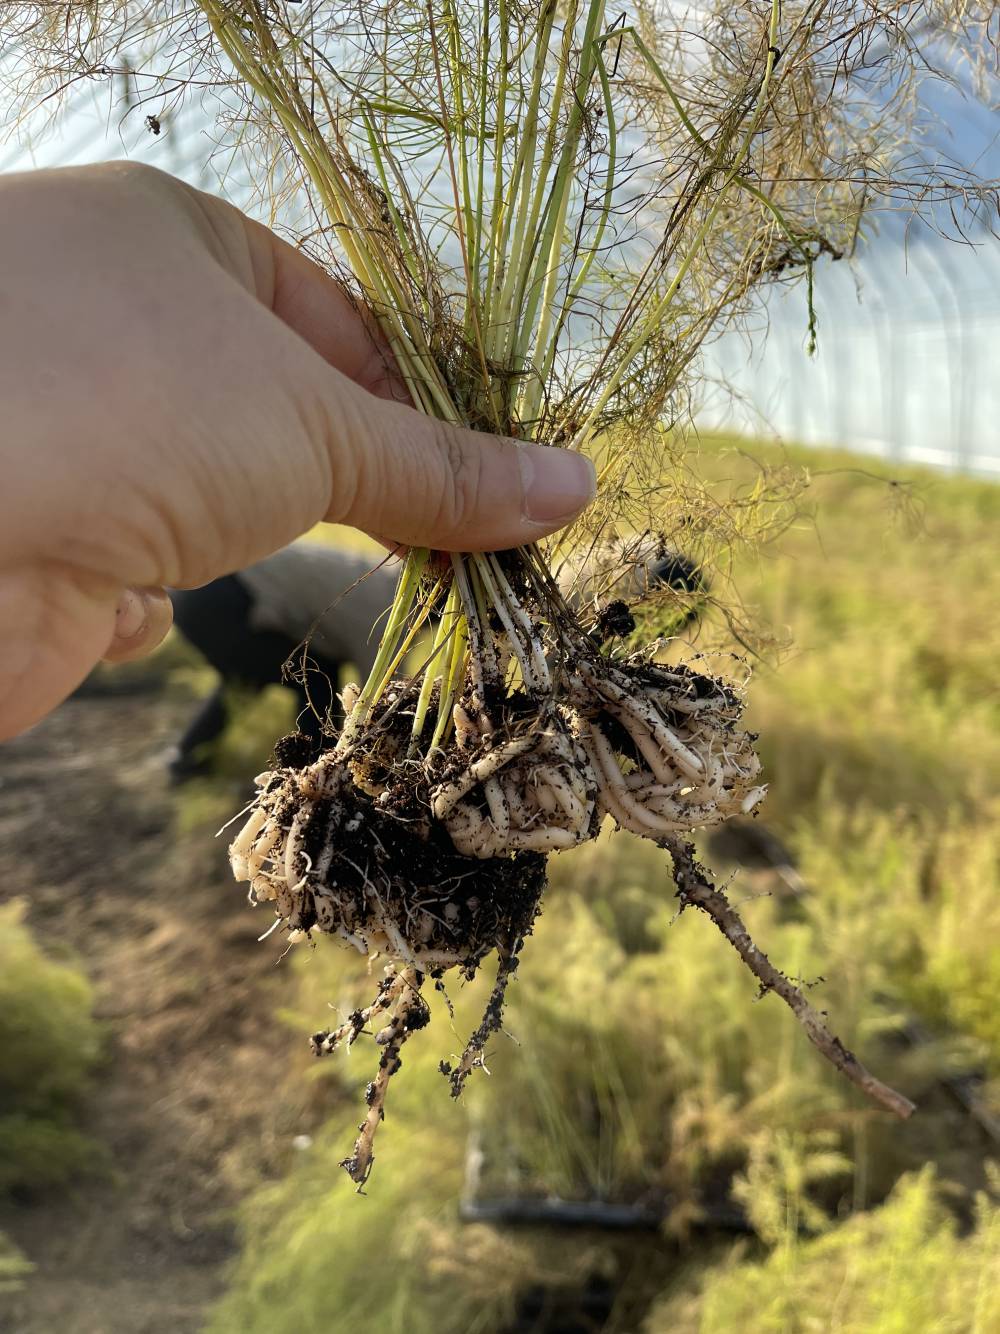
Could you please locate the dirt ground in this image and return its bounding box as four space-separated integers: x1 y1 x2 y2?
0 668 322 1334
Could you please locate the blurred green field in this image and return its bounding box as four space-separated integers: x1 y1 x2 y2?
0 901 104 1295
3 438 997 1332
205 440 999 1333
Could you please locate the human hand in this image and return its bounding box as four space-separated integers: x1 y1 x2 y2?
0 163 595 739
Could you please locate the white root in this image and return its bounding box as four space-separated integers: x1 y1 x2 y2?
584 725 678 836
578 737 638 833
283 808 307 887
600 701 680 787
532 777 559 816
250 872 277 903
228 804 269 880
741 785 768 814
483 776 511 841
507 825 584 852
475 556 549 693
422 637 762 858
453 703 480 749
246 820 284 879
576 662 706 781
535 765 588 827
504 779 542 831
235 693 750 879
431 732 539 819
436 716 601 858
339 681 361 715
484 554 552 692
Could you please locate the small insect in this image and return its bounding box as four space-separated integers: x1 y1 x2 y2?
144 114 161 136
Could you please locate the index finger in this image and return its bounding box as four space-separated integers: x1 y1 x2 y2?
243 217 411 405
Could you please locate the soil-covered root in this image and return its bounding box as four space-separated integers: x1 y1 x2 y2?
420 650 767 860
227 748 545 1184
314 964 431 1187
568 655 766 838
231 752 541 967
665 838 917 1121
429 703 602 857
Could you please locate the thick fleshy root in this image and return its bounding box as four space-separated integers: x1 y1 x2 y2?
427 653 765 860
432 704 601 857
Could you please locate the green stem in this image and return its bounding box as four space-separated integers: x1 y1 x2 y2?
518 0 608 429
430 596 469 752
569 0 783 447
337 548 429 750
410 580 461 750
488 0 559 368
539 37 618 384
502 2 576 369
371 576 446 702
483 0 510 351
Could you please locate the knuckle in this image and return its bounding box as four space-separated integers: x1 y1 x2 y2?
431 423 482 541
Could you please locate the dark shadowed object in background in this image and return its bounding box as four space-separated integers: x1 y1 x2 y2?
165 541 704 783
166 543 398 781
649 551 703 626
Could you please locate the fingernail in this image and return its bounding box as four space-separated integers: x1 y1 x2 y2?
519 445 596 526
114 587 148 641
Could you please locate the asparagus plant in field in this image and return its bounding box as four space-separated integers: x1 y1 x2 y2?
11 0 997 1183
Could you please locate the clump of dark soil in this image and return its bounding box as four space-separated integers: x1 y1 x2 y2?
233 736 548 1184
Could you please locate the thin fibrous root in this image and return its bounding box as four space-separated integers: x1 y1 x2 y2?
664 837 916 1121
337 966 429 1188
310 967 403 1057
441 944 521 1099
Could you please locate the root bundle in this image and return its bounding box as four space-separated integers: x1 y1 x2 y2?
57 0 947 1183
7 0 984 1192
225 542 910 1186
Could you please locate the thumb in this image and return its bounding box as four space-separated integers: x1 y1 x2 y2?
234 216 594 549
235 210 594 550
319 383 596 552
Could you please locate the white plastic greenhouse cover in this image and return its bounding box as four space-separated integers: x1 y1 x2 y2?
2 20 997 477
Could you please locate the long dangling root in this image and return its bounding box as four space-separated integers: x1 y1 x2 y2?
664 838 916 1121
440 937 525 1099
333 966 430 1188
310 967 404 1058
